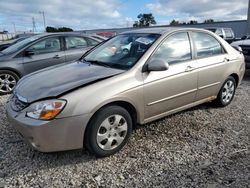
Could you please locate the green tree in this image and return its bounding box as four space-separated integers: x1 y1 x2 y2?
187 20 198 24
57 27 73 32
169 19 180 26
46 26 58 32
133 13 156 27
46 26 73 32
204 19 214 23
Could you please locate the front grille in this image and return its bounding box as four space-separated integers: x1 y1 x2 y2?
10 94 28 112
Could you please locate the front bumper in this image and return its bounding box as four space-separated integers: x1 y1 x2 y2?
6 101 91 152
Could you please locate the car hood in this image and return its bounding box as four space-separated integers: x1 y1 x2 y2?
15 61 125 103
0 52 11 61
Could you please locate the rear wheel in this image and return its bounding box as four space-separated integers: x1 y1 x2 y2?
0 70 19 95
85 105 132 157
214 76 236 107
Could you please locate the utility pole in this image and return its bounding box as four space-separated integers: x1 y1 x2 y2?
39 11 46 32
246 0 250 34
12 22 16 35
32 17 37 33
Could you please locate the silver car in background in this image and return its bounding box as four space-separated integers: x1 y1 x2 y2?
0 33 102 95
6 27 245 157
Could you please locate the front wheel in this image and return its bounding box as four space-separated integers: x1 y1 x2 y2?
214 76 236 107
85 105 132 157
0 70 19 95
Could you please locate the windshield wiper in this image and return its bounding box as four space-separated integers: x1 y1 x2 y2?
83 59 112 68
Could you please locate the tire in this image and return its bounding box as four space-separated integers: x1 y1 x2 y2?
85 105 133 157
214 76 236 107
0 70 19 95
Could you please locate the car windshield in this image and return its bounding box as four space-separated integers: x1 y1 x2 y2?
83 33 160 70
2 35 39 55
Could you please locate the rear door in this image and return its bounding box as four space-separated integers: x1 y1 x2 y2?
64 36 92 62
22 36 65 74
191 31 229 101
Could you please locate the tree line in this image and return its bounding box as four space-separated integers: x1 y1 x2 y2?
133 13 215 27
45 14 215 32
46 26 73 32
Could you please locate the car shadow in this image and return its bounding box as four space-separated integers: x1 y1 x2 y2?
243 69 250 81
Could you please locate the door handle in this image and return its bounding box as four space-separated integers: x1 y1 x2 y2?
53 55 61 59
224 57 230 62
185 66 195 72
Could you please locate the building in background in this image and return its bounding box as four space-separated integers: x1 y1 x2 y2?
247 0 250 34
79 20 248 39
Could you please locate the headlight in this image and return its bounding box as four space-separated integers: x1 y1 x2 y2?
26 99 66 120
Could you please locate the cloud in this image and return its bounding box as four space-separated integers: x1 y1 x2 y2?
146 0 248 22
0 0 128 32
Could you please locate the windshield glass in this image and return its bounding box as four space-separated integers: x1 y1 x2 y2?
2 35 40 54
83 33 160 70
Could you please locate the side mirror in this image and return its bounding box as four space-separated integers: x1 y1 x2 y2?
143 59 169 72
25 50 35 56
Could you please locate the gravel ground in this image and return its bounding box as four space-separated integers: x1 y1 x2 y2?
0 71 250 188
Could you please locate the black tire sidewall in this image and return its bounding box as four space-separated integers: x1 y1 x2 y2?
0 70 19 95
217 76 236 107
85 105 133 157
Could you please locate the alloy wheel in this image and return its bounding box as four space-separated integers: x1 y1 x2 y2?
0 73 17 93
221 80 235 104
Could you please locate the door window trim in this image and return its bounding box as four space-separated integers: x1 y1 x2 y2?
189 31 227 60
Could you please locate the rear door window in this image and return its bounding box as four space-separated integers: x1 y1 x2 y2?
65 36 87 49
86 38 99 46
192 32 224 58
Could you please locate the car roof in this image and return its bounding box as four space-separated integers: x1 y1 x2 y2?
121 27 210 35
206 27 232 29
32 32 91 38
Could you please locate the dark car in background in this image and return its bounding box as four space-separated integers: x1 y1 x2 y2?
206 27 235 43
0 37 28 51
231 39 250 69
0 33 102 95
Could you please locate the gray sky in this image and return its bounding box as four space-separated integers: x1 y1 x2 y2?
0 0 248 32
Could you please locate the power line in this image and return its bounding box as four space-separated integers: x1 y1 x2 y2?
12 22 16 34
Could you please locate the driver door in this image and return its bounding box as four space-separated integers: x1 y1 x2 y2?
143 32 198 120
22 36 65 74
